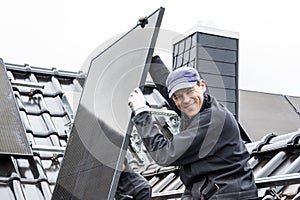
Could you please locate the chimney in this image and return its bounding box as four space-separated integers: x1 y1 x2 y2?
172 23 239 119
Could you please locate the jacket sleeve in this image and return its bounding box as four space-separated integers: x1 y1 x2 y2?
149 55 181 116
132 108 218 166
149 55 170 99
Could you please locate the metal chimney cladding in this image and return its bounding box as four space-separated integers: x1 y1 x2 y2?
0 59 32 156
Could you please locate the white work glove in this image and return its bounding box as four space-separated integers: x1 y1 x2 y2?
128 87 149 115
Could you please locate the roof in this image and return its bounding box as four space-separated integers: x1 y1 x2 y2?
239 90 300 141
1 59 300 199
0 60 83 200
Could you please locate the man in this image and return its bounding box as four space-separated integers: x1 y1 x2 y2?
127 55 258 199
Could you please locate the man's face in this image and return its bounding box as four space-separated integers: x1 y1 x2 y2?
172 80 206 118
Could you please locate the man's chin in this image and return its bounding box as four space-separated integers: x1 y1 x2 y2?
183 110 197 118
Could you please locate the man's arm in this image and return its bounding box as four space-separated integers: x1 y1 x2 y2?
131 110 214 166
149 55 180 116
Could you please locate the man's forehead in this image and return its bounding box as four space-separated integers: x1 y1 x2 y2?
174 86 194 95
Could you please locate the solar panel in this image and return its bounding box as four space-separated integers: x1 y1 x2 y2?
0 59 32 156
286 95 300 116
52 7 164 200
239 90 300 141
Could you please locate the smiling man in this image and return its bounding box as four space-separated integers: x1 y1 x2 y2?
128 55 258 200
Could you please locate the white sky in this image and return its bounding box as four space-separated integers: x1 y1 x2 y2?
0 0 299 96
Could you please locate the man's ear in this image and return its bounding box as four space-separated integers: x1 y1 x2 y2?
199 79 206 92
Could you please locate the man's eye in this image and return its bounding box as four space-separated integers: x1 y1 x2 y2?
174 95 182 100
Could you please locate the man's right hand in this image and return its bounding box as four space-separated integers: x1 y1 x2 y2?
128 87 149 115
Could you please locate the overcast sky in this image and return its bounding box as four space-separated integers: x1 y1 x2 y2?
0 0 299 96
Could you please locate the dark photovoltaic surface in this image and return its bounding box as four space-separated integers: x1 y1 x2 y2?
0 59 32 156
239 90 300 141
52 7 164 200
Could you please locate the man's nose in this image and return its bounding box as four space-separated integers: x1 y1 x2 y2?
182 93 191 103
